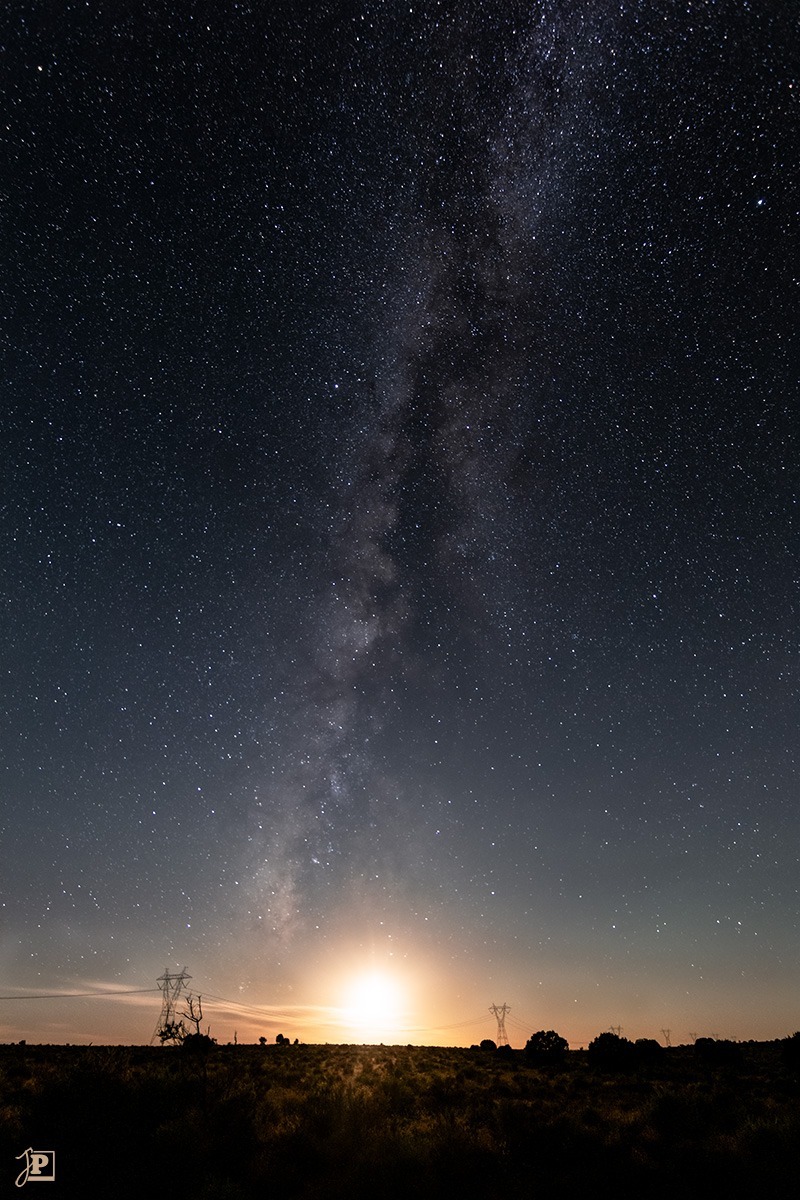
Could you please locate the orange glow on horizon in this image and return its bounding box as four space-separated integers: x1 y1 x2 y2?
337 968 411 1043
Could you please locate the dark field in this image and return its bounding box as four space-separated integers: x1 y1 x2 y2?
1 1040 798 1198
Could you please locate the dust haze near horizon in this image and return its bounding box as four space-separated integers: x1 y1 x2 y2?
2 1 798 1048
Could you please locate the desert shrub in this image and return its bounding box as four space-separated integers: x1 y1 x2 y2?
648 1084 719 1141
780 1032 800 1071
3 1041 799 1198
587 1032 635 1071
634 1038 663 1063
525 1030 569 1062
694 1038 743 1066
479 1039 497 1052
181 1033 216 1056
424 1071 462 1110
492 1096 629 1185
377 1073 417 1116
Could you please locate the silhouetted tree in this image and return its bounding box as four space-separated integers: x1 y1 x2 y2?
588 1031 635 1071
259 1036 267 1047
525 1030 569 1061
781 1031 800 1071
181 1032 215 1056
479 1038 497 1052
157 1020 187 1045
694 1037 742 1065
634 1038 663 1061
181 994 204 1035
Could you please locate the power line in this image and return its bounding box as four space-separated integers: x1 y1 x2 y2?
201 992 489 1034
506 1013 537 1034
0 989 158 1001
398 1016 488 1033
0 982 508 1043
199 991 314 1021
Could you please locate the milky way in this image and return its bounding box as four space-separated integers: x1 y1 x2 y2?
2 1 797 1043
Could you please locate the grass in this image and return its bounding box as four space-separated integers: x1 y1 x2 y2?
1 1041 797 1198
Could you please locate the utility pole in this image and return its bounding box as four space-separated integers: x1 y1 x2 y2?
489 1003 511 1046
152 967 192 1044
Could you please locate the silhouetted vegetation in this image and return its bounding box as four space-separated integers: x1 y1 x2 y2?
0 1039 796 1198
781 1031 800 1071
524 1029 569 1062
156 1018 186 1045
694 1036 743 1066
181 1032 216 1056
587 1030 636 1071
634 1037 663 1060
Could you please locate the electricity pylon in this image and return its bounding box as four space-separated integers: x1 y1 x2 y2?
152 967 192 1044
489 1002 510 1046
661 1028 672 1047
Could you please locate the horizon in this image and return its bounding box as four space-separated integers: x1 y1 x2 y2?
1 974 796 1049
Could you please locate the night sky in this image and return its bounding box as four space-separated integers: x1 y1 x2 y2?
2 0 798 1048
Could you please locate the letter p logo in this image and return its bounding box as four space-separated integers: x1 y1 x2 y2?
15 1148 56 1186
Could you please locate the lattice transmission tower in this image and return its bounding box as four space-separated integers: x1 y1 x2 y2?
489 1002 511 1046
151 967 192 1044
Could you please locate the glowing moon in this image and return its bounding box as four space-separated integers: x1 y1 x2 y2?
341 971 407 1041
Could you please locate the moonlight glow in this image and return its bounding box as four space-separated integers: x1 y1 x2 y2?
340 972 409 1043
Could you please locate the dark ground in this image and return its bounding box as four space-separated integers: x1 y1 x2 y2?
1 1040 798 1198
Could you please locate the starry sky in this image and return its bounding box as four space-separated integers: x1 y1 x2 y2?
2 0 798 1047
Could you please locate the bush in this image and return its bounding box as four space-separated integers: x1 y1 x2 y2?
694 1038 742 1066
180 1033 215 1056
781 1032 800 1071
525 1030 569 1062
1 1041 799 1196
587 1032 635 1071
634 1038 663 1061
479 1039 497 1052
